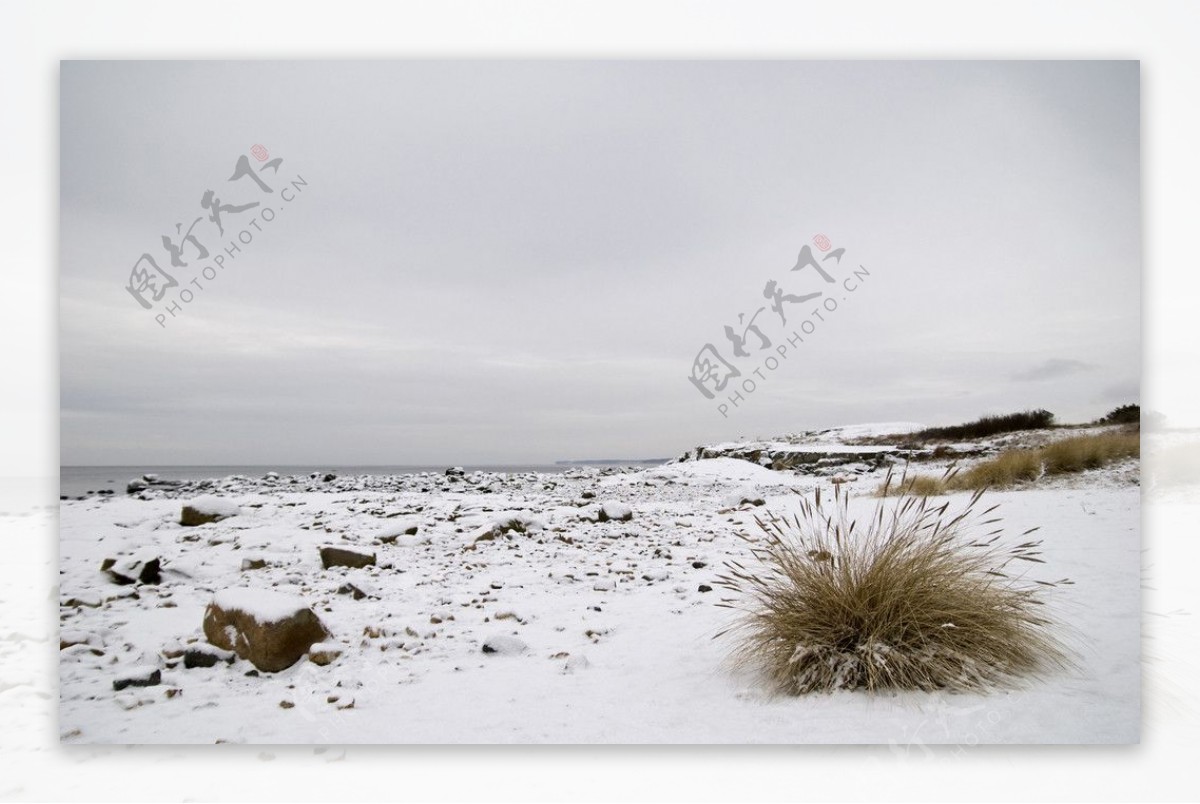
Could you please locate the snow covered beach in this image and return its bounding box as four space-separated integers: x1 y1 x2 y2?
57 425 1140 744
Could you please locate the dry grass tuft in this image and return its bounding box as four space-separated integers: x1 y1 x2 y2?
876 469 951 497
956 449 1043 488
717 479 1072 694
876 432 1141 496
1041 432 1140 475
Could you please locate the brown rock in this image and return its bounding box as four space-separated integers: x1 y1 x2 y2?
202 591 330 673
180 506 228 527
319 546 376 569
308 644 343 666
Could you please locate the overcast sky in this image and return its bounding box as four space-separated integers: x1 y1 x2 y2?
60 60 1140 466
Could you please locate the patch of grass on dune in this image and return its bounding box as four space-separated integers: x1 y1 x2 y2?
955 449 1043 489
1041 432 1140 475
876 431 1140 496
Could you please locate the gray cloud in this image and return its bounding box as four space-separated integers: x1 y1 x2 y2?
1011 359 1096 382
60 61 1141 465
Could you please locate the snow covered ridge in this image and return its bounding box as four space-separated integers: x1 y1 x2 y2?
57 426 1140 743
669 421 1136 480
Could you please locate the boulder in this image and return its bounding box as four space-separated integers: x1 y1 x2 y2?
100 554 162 585
202 589 330 673
240 558 268 572
126 479 148 493
319 546 376 569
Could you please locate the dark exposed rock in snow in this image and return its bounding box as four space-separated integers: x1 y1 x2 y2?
113 666 161 691
100 555 162 585
183 643 237 669
597 502 633 522
481 635 528 656
180 497 240 526
308 643 343 666
319 546 376 569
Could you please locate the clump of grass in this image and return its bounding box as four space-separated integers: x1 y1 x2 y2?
1041 432 1140 475
717 481 1072 694
956 449 1043 488
876 469 951 497
877 432 1141 496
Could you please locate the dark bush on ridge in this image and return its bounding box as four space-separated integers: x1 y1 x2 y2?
912 409 1055 441
1098 404 1140 425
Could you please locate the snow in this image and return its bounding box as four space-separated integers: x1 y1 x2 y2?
375 520 420 539
184 495 241 517
211 588 312 624
707 441 898 454
56 432 1141 744
600 501 632 520
640 457 795 485
812 421 926 439
481 635 529 656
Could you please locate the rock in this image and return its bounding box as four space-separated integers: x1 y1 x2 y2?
322 473 337 483
698 584 713 593
445 466 466 477
142 473 159 482
60 630 99 651
126 479 148 493
481 635 528 656
180 496 240 526
376 522 420 544
319 546 376 569
241 558 268 571
160 641 187 660
113 666 161 691
597 502 633 523
336 583 369 600
61 593 102 609
100 554 162 585
642 568 670 582
308 643 343 666
203 589 330 673
183 643 237 669
580 490 596 499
